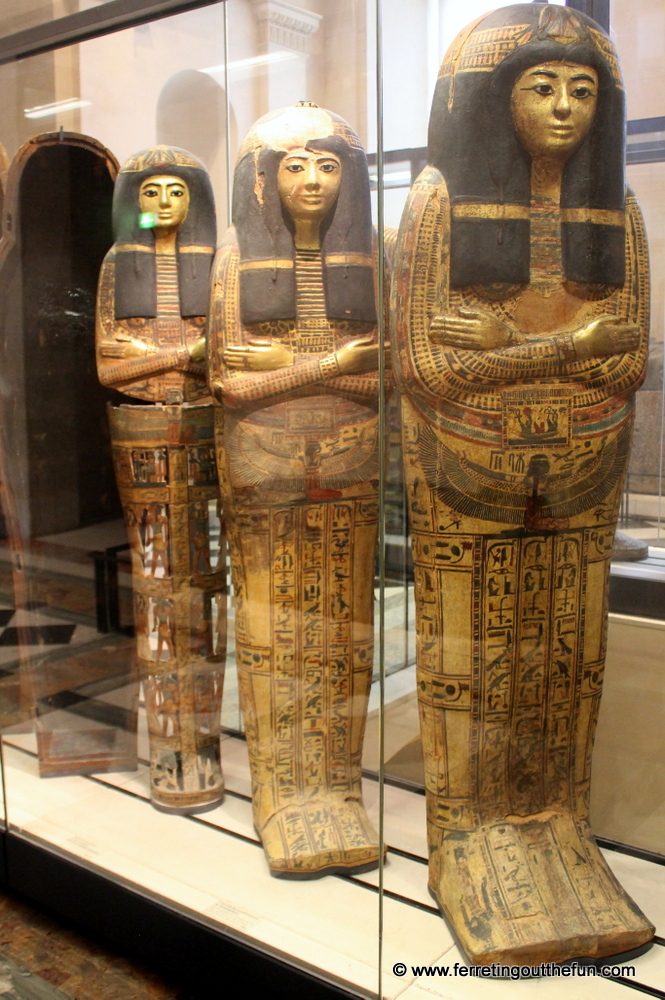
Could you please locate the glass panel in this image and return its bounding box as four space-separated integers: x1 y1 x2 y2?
214 2 382 992
589 0 665 869
378 0 665 993
0 1 383 996
0 5 232 230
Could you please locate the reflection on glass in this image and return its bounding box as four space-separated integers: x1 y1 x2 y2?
0 4 389 989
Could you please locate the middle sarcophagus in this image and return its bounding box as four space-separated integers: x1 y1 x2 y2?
208 103 386 878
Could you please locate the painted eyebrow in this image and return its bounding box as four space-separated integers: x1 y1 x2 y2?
526 69 596 84
283 154 339 162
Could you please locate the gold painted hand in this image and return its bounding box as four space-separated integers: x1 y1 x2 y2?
223 339 294 371
429 308 512 350
188 335 207 363
335 337 379 375
99 337 158 359
573 316 641 358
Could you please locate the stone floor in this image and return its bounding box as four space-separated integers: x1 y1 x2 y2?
0 890 195 1000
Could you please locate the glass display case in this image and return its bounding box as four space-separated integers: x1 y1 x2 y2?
0 0 663 996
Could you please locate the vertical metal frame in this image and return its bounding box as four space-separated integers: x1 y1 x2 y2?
375 0 386 990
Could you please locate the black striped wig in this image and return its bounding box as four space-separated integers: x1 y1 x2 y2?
111 145 216 319
232 103 377 326
428 4 626 290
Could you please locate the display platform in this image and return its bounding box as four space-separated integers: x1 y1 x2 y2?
610 548 665 619
2 713 664 999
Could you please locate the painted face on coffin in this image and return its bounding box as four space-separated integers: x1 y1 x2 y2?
511 61 598 161
139 174 190 232
277 148 342 223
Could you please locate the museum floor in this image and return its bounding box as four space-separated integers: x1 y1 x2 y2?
0 887 194 999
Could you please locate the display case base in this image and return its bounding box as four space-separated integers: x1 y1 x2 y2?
0 830 360 1000
2 724 664 999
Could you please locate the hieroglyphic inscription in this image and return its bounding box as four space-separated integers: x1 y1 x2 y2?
110 404 226 811
222 496 379 873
